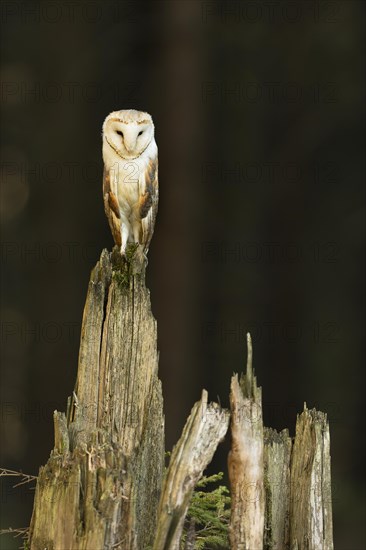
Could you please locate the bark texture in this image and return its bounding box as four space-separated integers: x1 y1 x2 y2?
26 250 334 550
153 390 229 550
264 427 292 549
228 335 334 550
29 248 165 550
289 405 333 550
228 334 265 550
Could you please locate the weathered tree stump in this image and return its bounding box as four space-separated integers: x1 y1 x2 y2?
228 334 334 550
289 405 333 549
228 334 265 550
26 250 334 550
154 390 229 549
29 248 165 550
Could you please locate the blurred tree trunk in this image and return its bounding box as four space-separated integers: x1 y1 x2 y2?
155 1 204 448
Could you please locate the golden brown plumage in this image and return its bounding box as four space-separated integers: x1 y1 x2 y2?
139 157 159 252
102 109 158 256
103 168 122 247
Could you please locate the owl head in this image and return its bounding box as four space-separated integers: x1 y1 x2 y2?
102 109 155 161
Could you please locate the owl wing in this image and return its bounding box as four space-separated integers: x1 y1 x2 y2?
139 155 159 253
103 168 122 247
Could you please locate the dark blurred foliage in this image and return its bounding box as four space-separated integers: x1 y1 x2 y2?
0 1 364 548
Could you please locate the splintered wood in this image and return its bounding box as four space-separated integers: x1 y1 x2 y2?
290 406 333 550
264 427 292 549
27 249 333 549
228 334 333 550
29 248 165 550
228 334 265 550
153 390 230 549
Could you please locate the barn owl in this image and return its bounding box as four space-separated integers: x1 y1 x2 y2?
102 109 158 257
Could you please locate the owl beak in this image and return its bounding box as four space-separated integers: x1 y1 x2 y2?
124 141 137 155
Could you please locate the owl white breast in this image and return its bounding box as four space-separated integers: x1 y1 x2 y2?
102 109 158 256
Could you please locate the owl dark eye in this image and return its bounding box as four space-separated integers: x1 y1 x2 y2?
138 130 143 136
116 130 123 137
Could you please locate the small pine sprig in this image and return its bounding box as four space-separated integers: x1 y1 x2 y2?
181 472 231 550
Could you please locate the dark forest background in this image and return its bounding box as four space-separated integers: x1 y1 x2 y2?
1 1 365 548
